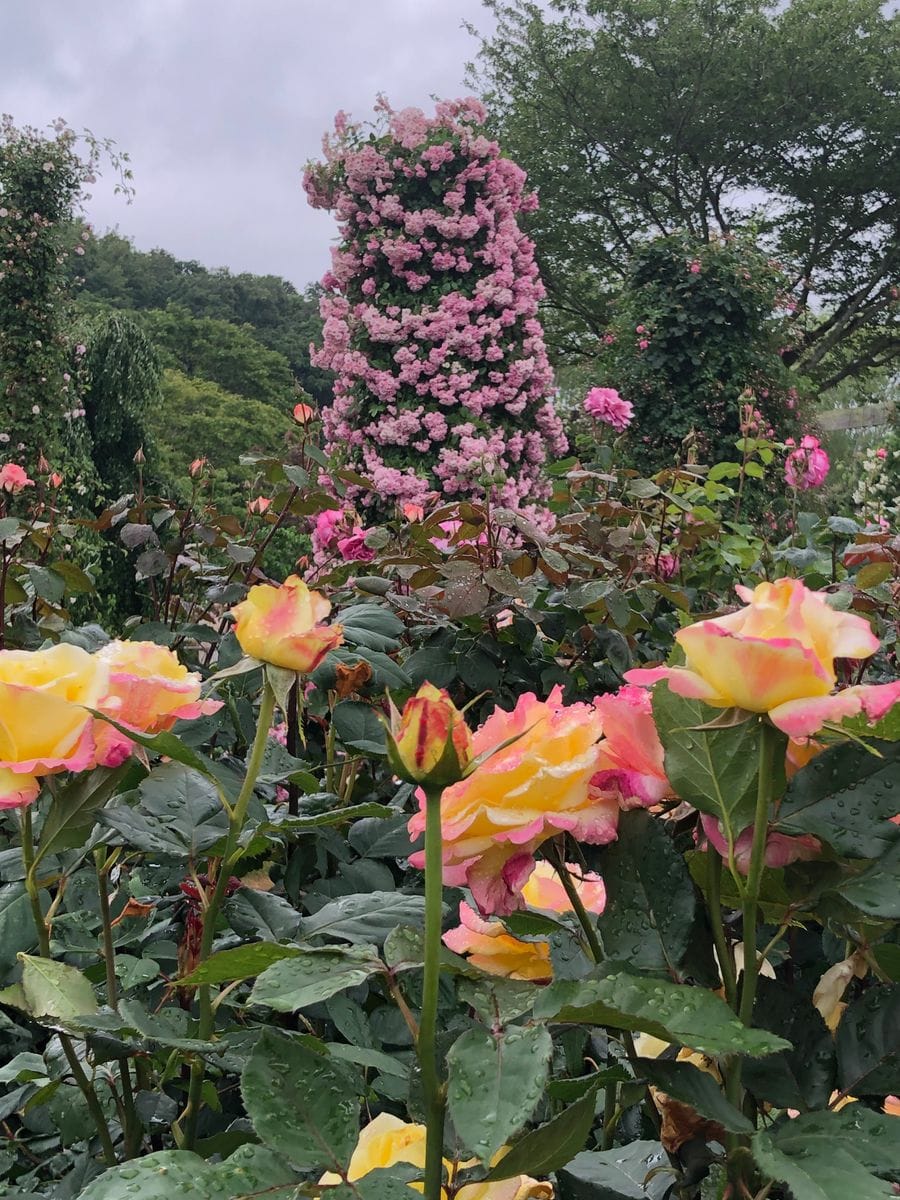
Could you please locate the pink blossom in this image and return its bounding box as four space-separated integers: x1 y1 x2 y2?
583 387 634 432
876 447 888 460
0 463 33 494
688 260 701 274
638 339 649 351
337 533 375 562
785 436 829 490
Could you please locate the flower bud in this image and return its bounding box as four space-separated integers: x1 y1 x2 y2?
387 682 473 787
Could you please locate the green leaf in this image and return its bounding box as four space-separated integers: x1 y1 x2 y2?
595 810 696 973
0 885 43 977
556 1142 671 1200
457 976 540 1026
178 942 303 986
339 603 404 653
224 890 302 942
249 944 382 1011
36 762 143 865
776 740 900 858
18 954 98 1022
485 1085 601 1182
332 700 387 754
300 891 426 945
75 1144 299 1199
829 842 900 919
533 965 790 1058
634 1058 753 1132
97 762 228 857
835 985 900 1096
741 979 835 1111
241 1028 361 1170
447 1024 552 1161
752 1108 900 1200
653 685 781 845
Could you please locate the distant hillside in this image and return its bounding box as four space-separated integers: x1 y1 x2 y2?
75 230 331 405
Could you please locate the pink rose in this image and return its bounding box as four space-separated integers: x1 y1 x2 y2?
337 532 375 562
0 463 33 494
583 387 634 432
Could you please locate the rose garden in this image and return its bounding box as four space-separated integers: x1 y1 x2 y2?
1 5 899 1198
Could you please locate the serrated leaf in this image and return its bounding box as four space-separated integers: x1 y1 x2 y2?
241 1029 361 1170
533 965 789 1058
97 762 228 857
300 891 426 945
485 1086 602 1182
19 954 98 1022
332 700 387 754
835 985 900 1096
178 942 303 986
829 842 900 919
653 685 782 845
249 945 382 1011
75 1144 299 1199
741 978 835 1111
556 1142 671 1200
634 1058 752 1132
447 1024 552 1161
776 740 900 858
752 1108 900 1200
36 762 142 865
596 810 696 973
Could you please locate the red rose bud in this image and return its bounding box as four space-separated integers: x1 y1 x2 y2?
387 682 473 786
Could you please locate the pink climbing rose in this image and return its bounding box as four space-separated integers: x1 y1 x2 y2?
583 388 634 432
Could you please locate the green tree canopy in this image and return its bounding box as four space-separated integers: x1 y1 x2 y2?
76 232 332 403
470 0 900 391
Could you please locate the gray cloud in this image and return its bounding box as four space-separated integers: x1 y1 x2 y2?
2 0 496 287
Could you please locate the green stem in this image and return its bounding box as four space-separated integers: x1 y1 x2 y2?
182 682 276 1151
95 850 141 1156
738 721 778 1028
20 809 117 1165
419 784 446 1200
706 848 737 1010
546 845 603 963
601 1081 618 1151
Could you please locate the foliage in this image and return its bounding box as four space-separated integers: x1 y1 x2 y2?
469 0 900 390
138 305 298 410
76 230 332 403
304 97 566 525
588 233 804 470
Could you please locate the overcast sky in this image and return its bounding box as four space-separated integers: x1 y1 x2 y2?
2 0 497 290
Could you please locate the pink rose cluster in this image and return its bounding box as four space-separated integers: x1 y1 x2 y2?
304 98 566 530
583 387 633 432
784 434 829 490
311 506 376 565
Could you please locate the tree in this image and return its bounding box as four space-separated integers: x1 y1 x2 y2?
77 310 163 499
304 97 566 525
77 233 332 404
139 306 296 409
591 232 801 469
470 0 900 391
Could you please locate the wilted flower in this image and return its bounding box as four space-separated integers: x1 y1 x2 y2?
247 496 271 515
293 402 316 424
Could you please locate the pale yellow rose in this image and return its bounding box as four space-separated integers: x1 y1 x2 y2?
408 687 614 916
812 952 867 1031
319 1113 552 1200
520 861 606 916
229 574 343 672
93 640 222 766
443 901 553 981
627 578 900 738
0 645 108 806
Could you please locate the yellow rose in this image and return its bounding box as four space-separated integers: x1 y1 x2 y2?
388 682 473 786
93 640 222 766
319 1113 552 1200
627 578 900 738
408 687 614 916
520 861 606 916
443 901 553 981
229 574 343 673
0 644 109 807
